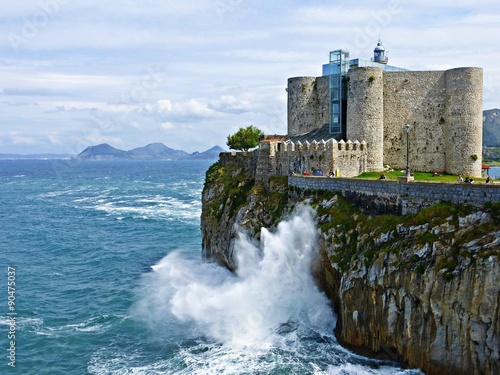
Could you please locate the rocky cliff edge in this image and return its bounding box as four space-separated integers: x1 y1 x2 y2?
201 151 500 375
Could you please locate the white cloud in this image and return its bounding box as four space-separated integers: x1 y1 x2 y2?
208 95 254 114
155 99 220 120
157 100 173 112
160 122 175 131
84 130 124 147
0 0 498 154
10 133 36 145
47 134 61 145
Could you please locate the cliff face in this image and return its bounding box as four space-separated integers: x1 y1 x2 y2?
201 152 500 375
316 197 500 374
201 152 288 270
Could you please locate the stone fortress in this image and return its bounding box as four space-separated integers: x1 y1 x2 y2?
256 41 484 184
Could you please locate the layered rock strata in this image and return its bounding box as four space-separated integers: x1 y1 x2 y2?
201 152 500 374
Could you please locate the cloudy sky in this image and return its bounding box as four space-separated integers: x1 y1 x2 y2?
1 0 499 155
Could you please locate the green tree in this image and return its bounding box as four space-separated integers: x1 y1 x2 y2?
226 125 264 151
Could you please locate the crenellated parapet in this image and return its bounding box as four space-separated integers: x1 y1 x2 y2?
281 138 367 152
256 138 369 185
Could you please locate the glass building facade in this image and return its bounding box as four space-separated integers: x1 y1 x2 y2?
328 50 350 138
322 49 407 139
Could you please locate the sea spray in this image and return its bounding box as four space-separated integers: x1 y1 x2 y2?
134 203 423 374
137 204 335 348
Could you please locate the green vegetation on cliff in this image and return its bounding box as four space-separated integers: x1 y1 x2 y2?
202 158 289 243
202 154 500 374
205 156 499 283
205 161 255 220
284 187 499 282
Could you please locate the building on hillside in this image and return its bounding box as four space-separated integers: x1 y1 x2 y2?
256 41 483 185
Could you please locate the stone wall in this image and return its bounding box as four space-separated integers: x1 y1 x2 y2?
255 139 368 186
383 70 447 172
219 151 258 178
289 176 500 215
383 68 483 177
286 67 483 178
316 75 329 131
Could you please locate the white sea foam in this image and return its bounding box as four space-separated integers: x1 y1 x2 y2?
0 316 44 329
64 320 108 333
38 191 67 198
34 315 121 337
38 187 91 198
141 205 332 344
87 195 200 221
129 204 425 374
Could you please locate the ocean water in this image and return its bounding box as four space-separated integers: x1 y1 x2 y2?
0 160 423 375
489 166 500 178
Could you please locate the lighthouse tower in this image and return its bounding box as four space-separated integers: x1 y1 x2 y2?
373 40 388 64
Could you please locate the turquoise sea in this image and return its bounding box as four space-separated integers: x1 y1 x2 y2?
489 166 500 178
0 160 424 374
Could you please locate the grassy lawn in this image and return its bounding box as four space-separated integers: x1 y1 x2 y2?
356 170 489 183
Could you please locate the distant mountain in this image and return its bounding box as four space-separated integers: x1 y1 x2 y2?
483 108 500 147
76 143 225 160
189 146 225 160
77 144 129 160
128 143 189 160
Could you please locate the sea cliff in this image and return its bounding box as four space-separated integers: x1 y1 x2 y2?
201 151 500 375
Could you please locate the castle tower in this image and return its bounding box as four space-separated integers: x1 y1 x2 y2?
444 67 483 177
373 40 388 64
346 67 384 171
287 77 318 136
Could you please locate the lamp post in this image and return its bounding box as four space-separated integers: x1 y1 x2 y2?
405 124 411 177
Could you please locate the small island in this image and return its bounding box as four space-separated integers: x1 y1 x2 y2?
76 142 225 161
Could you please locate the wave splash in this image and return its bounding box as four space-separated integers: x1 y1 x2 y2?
141 205 332 345
134 204 422 374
